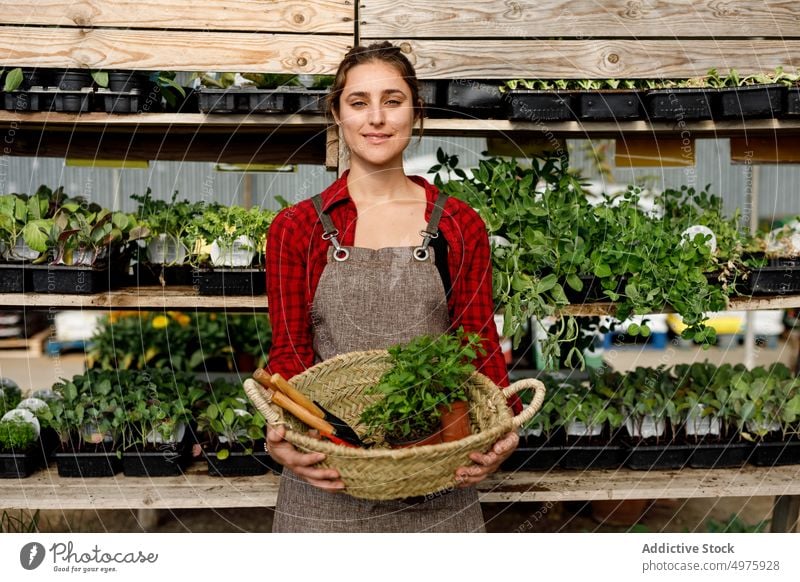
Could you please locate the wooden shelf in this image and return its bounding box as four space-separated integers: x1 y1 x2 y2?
420 117 800 138
0 286 267 312
0 111 332 165
0 289 796 314
3 464 798 510
560 294 800 317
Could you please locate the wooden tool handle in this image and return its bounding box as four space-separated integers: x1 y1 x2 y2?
270 373 325 419
271 391 335 435
253 369 277 390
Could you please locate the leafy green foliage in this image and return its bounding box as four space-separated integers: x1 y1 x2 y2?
86 312 271 372
704 514 769 533
196 379 266 458
359 328 485 443
130 188 205 255
0 417 37 451
188 204 277 267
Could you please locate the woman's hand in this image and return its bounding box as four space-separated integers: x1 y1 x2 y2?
266 424 346 493
454 431 519 488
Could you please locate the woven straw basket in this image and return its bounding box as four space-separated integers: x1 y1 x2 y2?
243 349 545 501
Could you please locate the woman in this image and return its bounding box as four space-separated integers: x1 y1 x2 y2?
265 42 520 532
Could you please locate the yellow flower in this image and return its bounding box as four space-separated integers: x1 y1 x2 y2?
152 315 170 329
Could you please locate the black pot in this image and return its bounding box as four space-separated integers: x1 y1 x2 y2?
54 70 93 91
717 84 785 119
18 68 51 90
108 71 146 92
560 433 628 470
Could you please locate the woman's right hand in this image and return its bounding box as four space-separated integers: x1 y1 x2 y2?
266 424 346 493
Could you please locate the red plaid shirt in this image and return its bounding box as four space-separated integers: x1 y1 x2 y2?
266 171 520 413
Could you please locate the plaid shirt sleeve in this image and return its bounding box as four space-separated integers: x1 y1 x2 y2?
448 205 522 414
265 206 316 379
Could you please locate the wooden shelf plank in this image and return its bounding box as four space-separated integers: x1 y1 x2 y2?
560 295 800 317
0 111 329 131
0 27 350 72
0 290 796 314
0 287 267 312
3 465 798 509
379 39 800 79
0 1 353 34
419 118 800 139
361 1 800 39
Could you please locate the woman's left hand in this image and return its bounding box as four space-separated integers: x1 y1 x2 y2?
454 430 519 488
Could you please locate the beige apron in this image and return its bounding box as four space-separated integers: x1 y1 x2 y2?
272 192 486 532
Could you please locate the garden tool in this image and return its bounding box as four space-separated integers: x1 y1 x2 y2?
252 369 366 447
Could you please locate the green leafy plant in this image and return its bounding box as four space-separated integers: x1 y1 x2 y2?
188 204 276 267
118 368 196 451
0 417 38 452
359 328 485 443
130 188 205 265
705 513 769 533
0 510 40 533
197 379 266 459
193 72 300 89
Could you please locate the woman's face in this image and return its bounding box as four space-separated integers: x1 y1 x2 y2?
334 60 418 168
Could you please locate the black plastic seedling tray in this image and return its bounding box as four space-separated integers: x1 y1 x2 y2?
578 91 643 121
645 88 716 121
30 265 113 294
197 87 292 114
506 90 575 121
195 268 266 296
0 263 30 293
717 84 785 119
55 451 122 478
443 80 505 118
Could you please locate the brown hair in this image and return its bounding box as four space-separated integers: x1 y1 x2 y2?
327 41 424 137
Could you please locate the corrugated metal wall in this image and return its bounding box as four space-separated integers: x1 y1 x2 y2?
1 137 798 221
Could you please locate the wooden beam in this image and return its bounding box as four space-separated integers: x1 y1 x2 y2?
0 27 351 72
0 286 268 312
361 1 800 39
0 0 353 33
3 129 327 165
415 118 800 139
374 39 800 79
3 465 799 509
0 111 329 131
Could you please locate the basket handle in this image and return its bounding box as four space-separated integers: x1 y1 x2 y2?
243 378 284 426
501 378 546 429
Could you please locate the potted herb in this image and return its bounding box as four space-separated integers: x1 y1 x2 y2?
30 197 142 294
0 410 42 478
712 67 789 119
501 374 566 471
49 371 124 477
0 189 54 292
188 204 276 296
198 379 277 476
359 328 483 447
130 188 204 286
117 368 198 476
194 71 300 114
0 377 22 416
739 364 800 467
502 79 575 122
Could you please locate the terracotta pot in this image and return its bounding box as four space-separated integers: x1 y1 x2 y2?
387 429 443 449
438 400 472 442
590 499 649 526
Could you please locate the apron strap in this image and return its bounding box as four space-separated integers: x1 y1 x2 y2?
413 192 449 261
311 194 349 261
